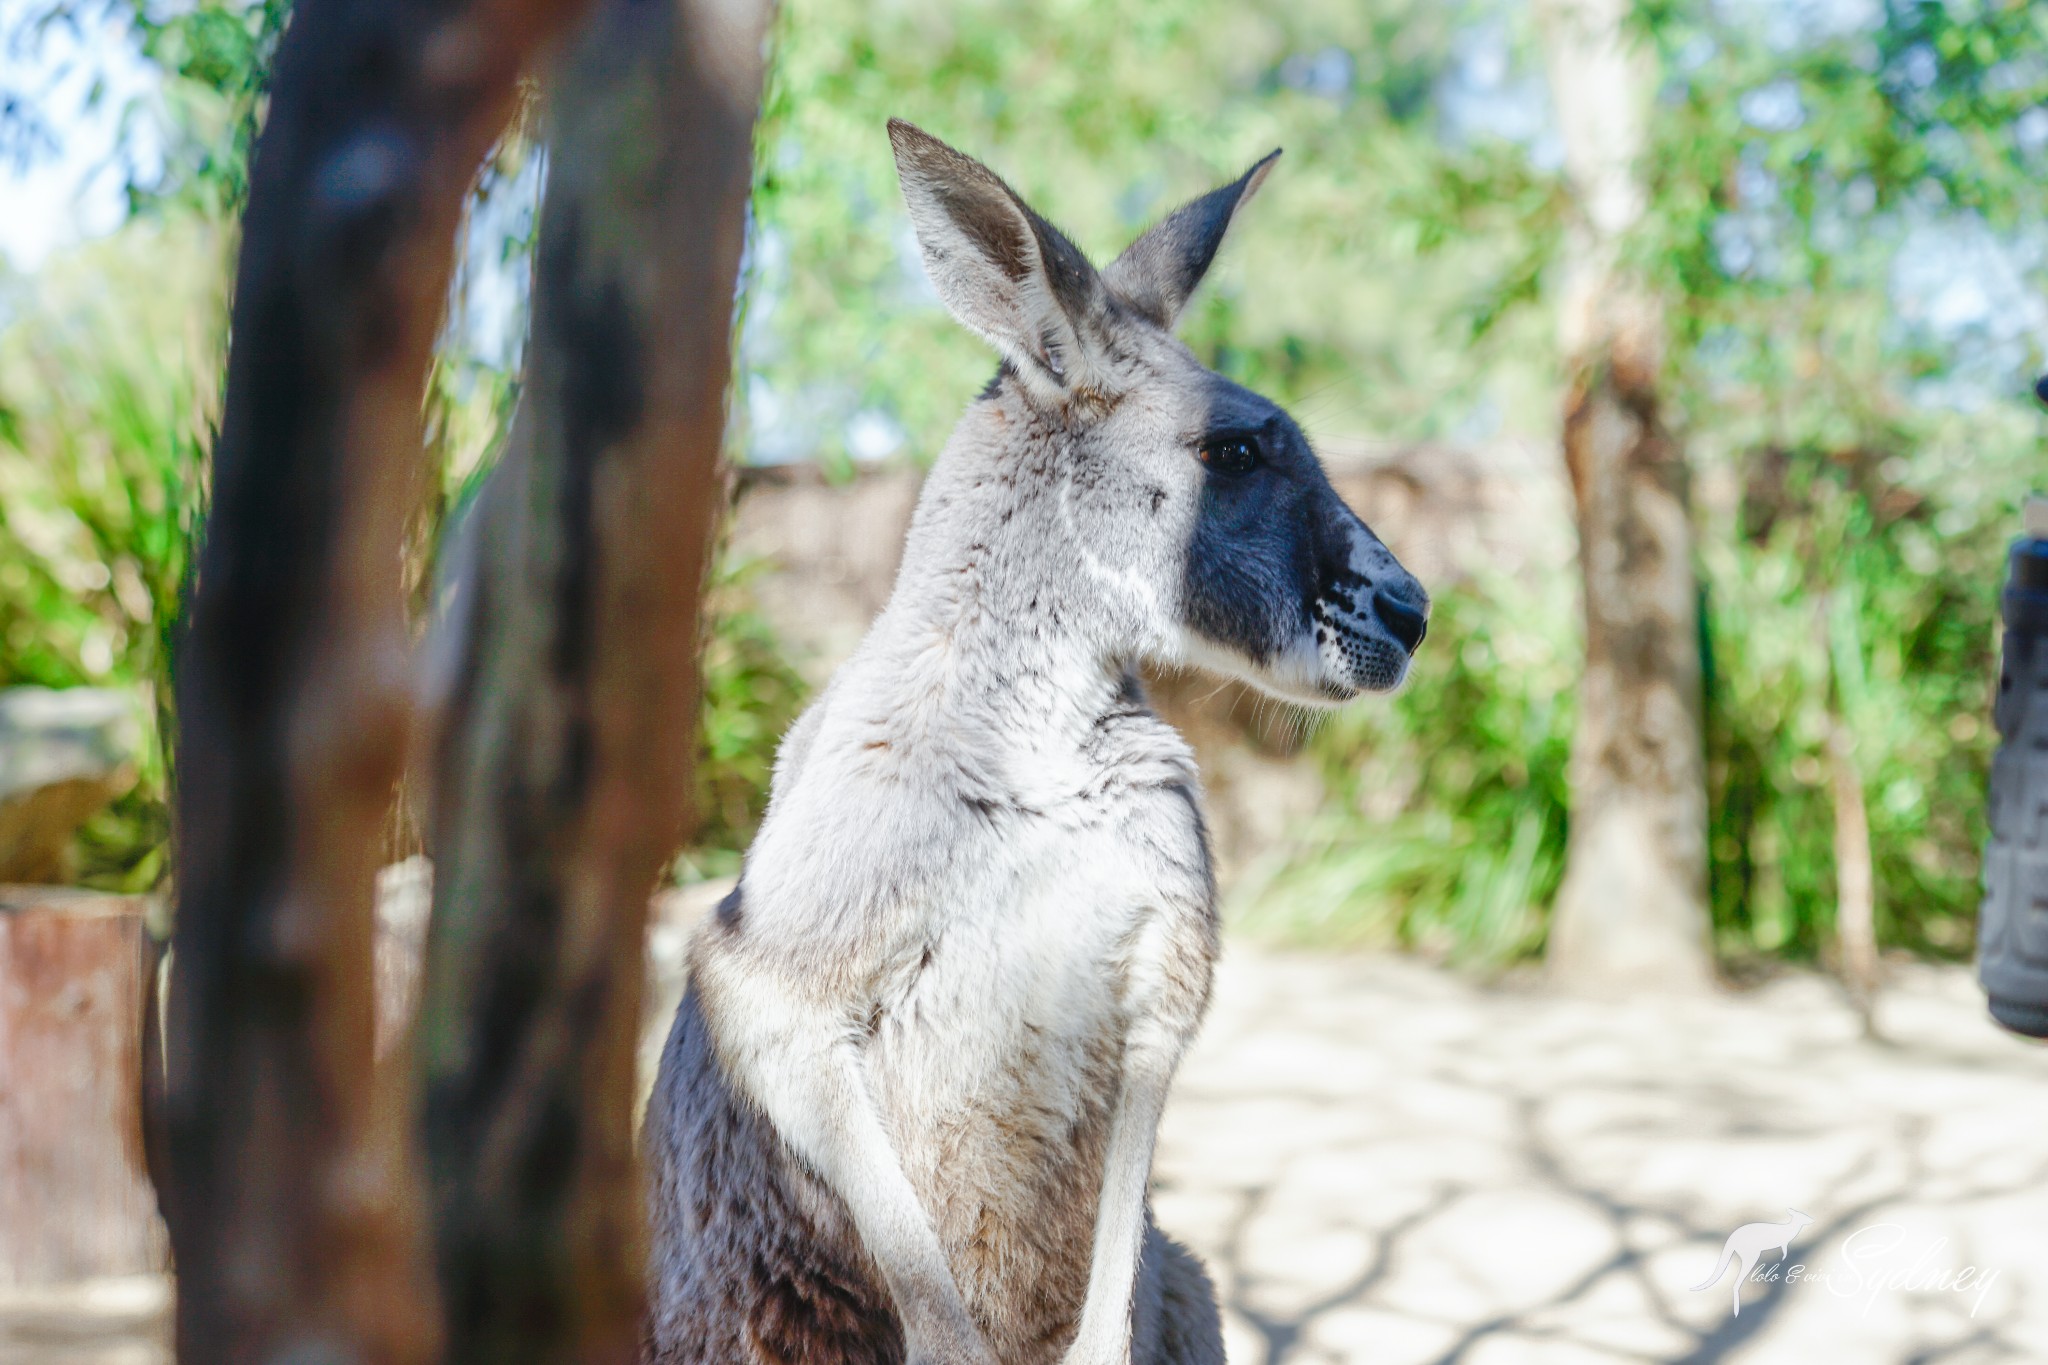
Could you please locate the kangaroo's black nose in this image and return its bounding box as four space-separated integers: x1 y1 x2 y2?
1373 589 1428 653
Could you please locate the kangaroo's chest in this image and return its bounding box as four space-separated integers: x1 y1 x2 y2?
867 816 1150 1141
861 794 1209 1325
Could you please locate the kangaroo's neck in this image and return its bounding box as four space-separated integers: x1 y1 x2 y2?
851 405 1145 757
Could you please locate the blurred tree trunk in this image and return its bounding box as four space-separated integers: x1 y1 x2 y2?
1535 0 1714 993
1826 715 1878 1020
162 0 590 1357
413 0 769 1357
1819 591 1879 1027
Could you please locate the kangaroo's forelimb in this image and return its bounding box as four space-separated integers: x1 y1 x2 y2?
1063 816 1215 1365
693 936 994 1365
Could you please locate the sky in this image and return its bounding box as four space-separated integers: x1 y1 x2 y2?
0 0 537 369
0 0 161 270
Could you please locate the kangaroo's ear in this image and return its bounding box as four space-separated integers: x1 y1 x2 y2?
889 119 1100 393
1105 149 1279 331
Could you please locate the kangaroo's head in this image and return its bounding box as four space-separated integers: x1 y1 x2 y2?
890 120 1427 703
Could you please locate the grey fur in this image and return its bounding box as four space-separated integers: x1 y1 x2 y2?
1103 150 1278 330
642 123 1426 1365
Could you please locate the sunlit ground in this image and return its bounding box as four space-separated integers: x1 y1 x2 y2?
8 928 2045 1365
1155 950 2048 1365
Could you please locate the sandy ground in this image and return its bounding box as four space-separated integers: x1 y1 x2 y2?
8 945 2047 1364
1153 949 2048 1365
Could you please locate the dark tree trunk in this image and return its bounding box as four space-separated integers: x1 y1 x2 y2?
413 0 769 1358
163 0 592 1357
1536 0 1714 992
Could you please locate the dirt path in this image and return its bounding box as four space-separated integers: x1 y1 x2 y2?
1153 948 2048 1364
10 943 2047 1364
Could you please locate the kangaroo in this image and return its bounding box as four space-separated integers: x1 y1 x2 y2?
641 121 1430 1365
1691 1208 1814 1316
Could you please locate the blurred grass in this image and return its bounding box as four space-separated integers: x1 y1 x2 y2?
676 550 809 882
1698 443 2005 963
0 217 221 888
1232 462 2007 970
1231 577 1573 967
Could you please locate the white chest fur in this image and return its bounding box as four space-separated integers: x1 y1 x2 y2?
865 812 1187 1156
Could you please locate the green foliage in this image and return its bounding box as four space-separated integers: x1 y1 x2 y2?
1208 0 2041 964
0 218 223 888
742 0 1557 466
1235 579 1575 966
1700 427 2014 962
0 207 815 886
679 552 809 880
1637 1 2048 444
127 0 289 214
1641 1 2042 960
0 1 288 217
2 0 2038 965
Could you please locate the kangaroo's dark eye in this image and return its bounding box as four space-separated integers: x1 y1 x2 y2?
1199 438 1260 476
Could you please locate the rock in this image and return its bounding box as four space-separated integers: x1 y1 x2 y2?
0 690 143 885
727 464 924 685
0 887 166 1288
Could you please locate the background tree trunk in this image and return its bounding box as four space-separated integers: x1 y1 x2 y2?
1819 592 1880 1028
413 0 769 1358
1827 715 1879 1023
163 0 591 1357
1535 0 1714 993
